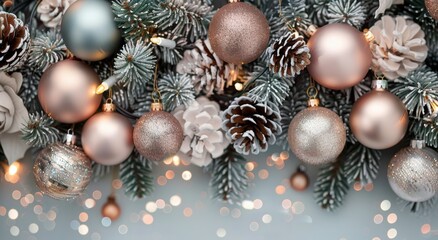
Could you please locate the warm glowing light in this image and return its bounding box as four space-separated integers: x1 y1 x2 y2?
282 199 292 209
142 214 154 225
387 213 397 224
217 228 227 238
183 208 193 217
280 151 289 160
387 228 397 239
258 169 269 180
12 190 21 200
262 214 272 224
380 200 391 211
93 191 102 200
157 176 167 186
8 209 18 220
234 82 243 91
8 162 19 175
421 224 431 234
156 199 166 209
165 170 175 180
364 183 374 191
170 195 182 207
373 214 383 224
242 200 254 210
112 179 123 189
78 224 89 235
173 155 180 166
253 199 263 209
275 185 286 195
245 162 256 171
353 182 362 191
145 202 158 213
182 171 192 181
84 198 96 209
79 212 89 222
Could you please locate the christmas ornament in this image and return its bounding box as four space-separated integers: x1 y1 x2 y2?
0 72 30 164
173 97 228 166
37 0 77 28
222 96 281 156
0 12 30 71
33 132 92 200
290 165 310 192
370 16 427 80
38 59 102 123
82 99 134 166
134 102 184 162
177 39 237 96
388 140 438 202
101 195 121 221
425 0 438 20
307 23 372 90
350 79 408 149
208 1 270 64
268 31 311 77
288 97 346 165
61 0 121 61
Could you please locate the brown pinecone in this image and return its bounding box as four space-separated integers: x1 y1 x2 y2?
0 12 30 71
222 96 282 155
268 31 311 77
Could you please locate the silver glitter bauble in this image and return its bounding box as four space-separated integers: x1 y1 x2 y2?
61 0 121 61
288 99 346 165
388 140 438 202
33 142 92 200
133 103 184 161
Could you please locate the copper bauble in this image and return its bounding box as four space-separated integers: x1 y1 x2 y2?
38 60 102 123
33 141 92 200
288 99 346 165
101 196 121 221
61 0 121 61
81 105 134 165
425 0 438 20
208 2 270 64
307 23 372 90
133 103 184 161
290 166 310 192
350 80 408 149
388 140 438 202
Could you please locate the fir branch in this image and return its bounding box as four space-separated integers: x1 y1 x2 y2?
391 65 438 119
281 0 312 36
210 145 248 204
344 143 381 185
326 0 367 28
150 0 213 42
21 112 60 148
426 30 438 69
248 66 290 107
410 120 438 148
154 33 188 65
112 0 154 40
158 73 195 111
120 150 154 199
314 159 349 211
114 40 157 98
403 0 437 35
307 0 330 26
92 162 113 182
28 29 66 71
131 82 154 117
19 66 41 113
401 196 438 215
343 76 371 102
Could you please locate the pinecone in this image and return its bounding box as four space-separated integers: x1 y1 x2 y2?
222 96 282 155
176 39 237 96
268 31 311 78
37 0 76 28
0 12 30 71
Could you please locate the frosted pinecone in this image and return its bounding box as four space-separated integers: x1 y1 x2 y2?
37 0 77 28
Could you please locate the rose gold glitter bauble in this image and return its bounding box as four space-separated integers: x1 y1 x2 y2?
425 0 438 20
38 60 102 123
82 110 134 165
101 196 121 221
290 167 309 192
208 2 270 64
133 104 184 161
350 81 408 150
307 23 372 90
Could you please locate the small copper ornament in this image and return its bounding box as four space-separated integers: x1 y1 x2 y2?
208 1 270 64
290 165 310 192
133 102 184 161
307 23 372 90
101 195 121 221
350 79 408 149
38 60 102 123
81 99 134 165
33 131 92 200
388 140 438 202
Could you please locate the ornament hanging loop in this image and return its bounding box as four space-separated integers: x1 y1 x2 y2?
151 63 164 111
65 128 77 146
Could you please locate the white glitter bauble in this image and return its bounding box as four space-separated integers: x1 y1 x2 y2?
288 99 346 165
388 140 438 202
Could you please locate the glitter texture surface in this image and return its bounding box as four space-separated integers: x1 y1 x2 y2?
133 111 184 161
208 2 270 64
33 142 92 200
425 0 438 20
288 106 346 165
388 146 438 202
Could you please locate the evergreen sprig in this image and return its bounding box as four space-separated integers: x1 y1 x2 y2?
326 0 367 28
403 0 437 35
120 150 154 199
281 0 312 36
314 159 349 211
402 197 438 215
19 67 41 113
150 0 213 42
28 29 66 71
391 65 438 119
410 120 438 148
307 0 330 26
344 143 381 185
112 0 154 40
92 163 113 182
248 67 289 107
158 73 195 111
114 40 157 98
210 145 248 204
21 112 60 148
154 33 188 65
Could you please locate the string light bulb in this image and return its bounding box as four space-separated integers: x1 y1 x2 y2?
150 37 176 49
8 162 19 176
96 76 118 95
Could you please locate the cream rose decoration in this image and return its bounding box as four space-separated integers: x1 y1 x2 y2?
0 72 30 163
